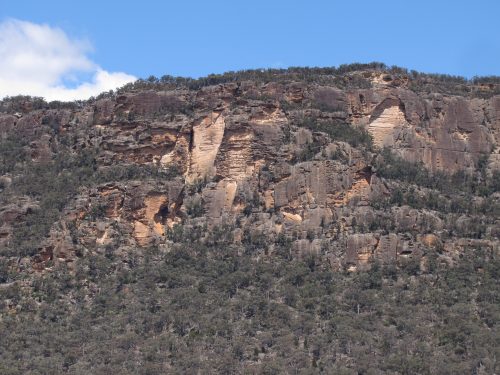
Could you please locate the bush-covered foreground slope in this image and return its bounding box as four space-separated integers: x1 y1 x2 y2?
0 64 499 374
1 238 498 374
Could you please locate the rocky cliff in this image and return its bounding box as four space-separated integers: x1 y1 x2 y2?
0 66 499 273
1 65 499 374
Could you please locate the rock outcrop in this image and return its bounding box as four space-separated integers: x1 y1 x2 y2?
0 67 498 272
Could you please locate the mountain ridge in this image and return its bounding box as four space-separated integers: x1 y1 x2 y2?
0 63 498 374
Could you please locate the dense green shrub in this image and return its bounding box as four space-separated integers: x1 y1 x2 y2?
376 149 500 196
0 135 29 175
297 117 373 150
0 240 497 374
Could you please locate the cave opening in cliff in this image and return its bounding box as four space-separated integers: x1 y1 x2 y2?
154 203 169 226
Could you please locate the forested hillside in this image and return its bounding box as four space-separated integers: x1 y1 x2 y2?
0 64 499 374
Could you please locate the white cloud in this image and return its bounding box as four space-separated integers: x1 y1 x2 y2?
0 19 136 101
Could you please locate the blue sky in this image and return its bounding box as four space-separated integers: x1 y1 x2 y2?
1 0 499 100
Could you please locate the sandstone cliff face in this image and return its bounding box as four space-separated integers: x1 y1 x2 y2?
346 86 498 173
0 69 499 272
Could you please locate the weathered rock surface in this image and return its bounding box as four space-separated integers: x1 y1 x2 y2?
0 198 39 247
0 69 499 272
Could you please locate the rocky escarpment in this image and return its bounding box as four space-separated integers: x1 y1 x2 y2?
1 66 500 375
0 68 499 273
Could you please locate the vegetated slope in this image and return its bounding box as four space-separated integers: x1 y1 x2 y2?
0 64 499 374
